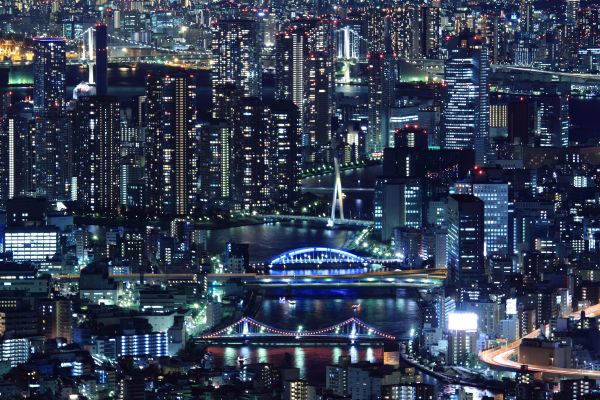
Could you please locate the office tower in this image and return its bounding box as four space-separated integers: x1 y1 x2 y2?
420 4 441 59
33 37 69 200
366 53 395 157
95 23 108 97
442 30 490 166
211 17 261 118
447 194 485 285
533 86 570 148
232 97 270 211
145 73 198 216
374 177 422 241
199 121 231 204
270 100 301 207
53 299 73 343
73 96 120 213
454 180 510 256
305 51 334 156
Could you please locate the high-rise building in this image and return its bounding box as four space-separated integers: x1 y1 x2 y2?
533 86 570 148
211 17 261 118
447 194 485 285
442 31 490 166
453 180 510 256
199 120 231 204
420 5 441 59
374 177 422 241
33 38 66 117
305 50 334 154
73 96 120 213
145 73 198 216
388 5 419 60
33 37 69 200
270 100 301 207
366 53 395 156
232 98 270 211
0 114 34 205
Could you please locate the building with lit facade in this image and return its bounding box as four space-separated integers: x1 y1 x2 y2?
374 177 422 241
4 227 59 262
73 96 120 213
199 120 231 205
420 4 441 59
442 31 490 166
33 37 69 200
118 332 169 358
270 100 301 207
211 17 261 118
145 73 198 216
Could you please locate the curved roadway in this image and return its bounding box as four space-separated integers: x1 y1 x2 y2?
479 303 600 377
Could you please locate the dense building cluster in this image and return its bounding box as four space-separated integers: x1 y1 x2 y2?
1 0 600 399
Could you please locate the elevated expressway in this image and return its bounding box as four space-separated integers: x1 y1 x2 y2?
479 303 600 378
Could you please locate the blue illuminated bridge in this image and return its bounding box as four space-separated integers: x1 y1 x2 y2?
195 316 397 345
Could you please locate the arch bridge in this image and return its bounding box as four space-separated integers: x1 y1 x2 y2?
270 247 367 266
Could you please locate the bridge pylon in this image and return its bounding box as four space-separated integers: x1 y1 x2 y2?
328 144 344 227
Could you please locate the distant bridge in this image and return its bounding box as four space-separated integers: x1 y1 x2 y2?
262 214 372 227
207 269 446 289
196 316 396 345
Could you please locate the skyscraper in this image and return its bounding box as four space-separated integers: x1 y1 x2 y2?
305 51 334 155
145 73 198 216
199 120 231 204
73 96 120 213
33 38 66 117
447 194 485 285
269 100 301 207
33 37 69 200
231 97 270 211
442 31 490 166
211 17 261 118
366 52 395 156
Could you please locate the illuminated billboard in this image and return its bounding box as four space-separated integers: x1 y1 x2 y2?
448 312 478 332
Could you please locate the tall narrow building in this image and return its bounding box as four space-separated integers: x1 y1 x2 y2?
145 73 198 216
33 37 69 200
269 100 301 207
366 52 395 157
442 30 490 165
73 96 120 213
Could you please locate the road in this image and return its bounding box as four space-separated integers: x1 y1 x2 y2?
479 303 600 377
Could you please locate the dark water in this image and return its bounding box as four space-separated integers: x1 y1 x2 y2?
205 221 358 262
